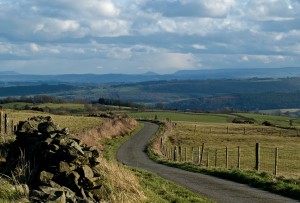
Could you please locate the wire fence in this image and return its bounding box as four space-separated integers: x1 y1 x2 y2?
161 142 300 179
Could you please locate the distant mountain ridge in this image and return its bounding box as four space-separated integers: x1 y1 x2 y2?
1 67 300 84
0 71 20 75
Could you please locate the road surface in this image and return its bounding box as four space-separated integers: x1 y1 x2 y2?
117 122 299 203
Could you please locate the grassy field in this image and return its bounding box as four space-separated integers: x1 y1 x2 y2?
2 109 103 135
129 111 235 123
156 112 300 179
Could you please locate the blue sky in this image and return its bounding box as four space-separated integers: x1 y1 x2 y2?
0 0 300 74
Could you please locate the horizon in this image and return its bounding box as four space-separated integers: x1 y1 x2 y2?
1 66 300 76
1 1 300 75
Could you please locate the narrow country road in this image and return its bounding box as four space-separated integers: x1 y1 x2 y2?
117 122 299 203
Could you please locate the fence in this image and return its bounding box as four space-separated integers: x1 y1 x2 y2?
0 112 15 137
161 141 300 179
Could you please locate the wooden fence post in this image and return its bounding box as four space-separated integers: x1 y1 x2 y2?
198 146 201 165
173 146 177 161
185 147 187 162
206 148 210 167
275 147 278 176
215 149 218 167
226 146 229 169
244 127 246 135
179 146 182 162
4 114 8 134
11 120 14 134
191 147 194 163
238 146 241 169
255 143 260 171
200 143 205 165
0 111 2 134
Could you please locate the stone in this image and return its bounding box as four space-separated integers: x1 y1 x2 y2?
49 180 61 188
38 121 59 135
6 116 105 202
79 165 94 179
39 171 54 185
82 177 102 189
67 171 81 191
70 141 85 155
59 161 72 175
44 138 53 145
61 128 69 135
48 191 66 203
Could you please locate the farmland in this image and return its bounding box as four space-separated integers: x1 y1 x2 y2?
2 109 103 134
132 112 300 179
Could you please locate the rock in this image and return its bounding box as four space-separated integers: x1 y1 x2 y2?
38 121 59 135
44 138 53 145
59 161 72 175
5 116 104 202
66 171 81 191
47 191 66 203
70 141 85 155
39 171 54 185
79 165 94 179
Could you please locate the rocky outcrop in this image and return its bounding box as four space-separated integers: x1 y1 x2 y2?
5 116 105 202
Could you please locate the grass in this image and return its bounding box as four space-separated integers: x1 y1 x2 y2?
0 177 28 202
236 113 300 127
128 111 235 123
147 118 300 201
3 109 103 135
163 121 300 179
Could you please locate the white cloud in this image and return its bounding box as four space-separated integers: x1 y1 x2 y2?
1 0 300 74
89 19 130 37
192 44 207 50
30 43 40 52
202 0 236 17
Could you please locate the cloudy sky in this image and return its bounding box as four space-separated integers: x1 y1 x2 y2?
0 0 300 74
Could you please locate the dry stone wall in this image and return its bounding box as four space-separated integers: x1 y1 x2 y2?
5 116 106 203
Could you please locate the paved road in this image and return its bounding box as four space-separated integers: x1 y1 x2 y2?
117 122 299 203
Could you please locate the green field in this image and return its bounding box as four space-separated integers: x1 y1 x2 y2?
2 109 103 135
151 112 300 179
129 111 235 123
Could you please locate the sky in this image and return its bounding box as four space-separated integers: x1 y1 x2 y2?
0 0 300 75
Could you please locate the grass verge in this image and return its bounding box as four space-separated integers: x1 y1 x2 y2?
147 121 300 201
0 176 28 202
102 122 212 203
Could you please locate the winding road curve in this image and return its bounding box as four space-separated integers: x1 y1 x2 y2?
117 122 299 203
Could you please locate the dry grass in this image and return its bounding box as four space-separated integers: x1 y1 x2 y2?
95 158 146 203
164 122 300 179
76 116 147 202
77 116 137 150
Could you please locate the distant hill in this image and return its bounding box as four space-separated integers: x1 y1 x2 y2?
0 71 20 75
0 84 76 97
174 67 300 79
1 67 300 84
